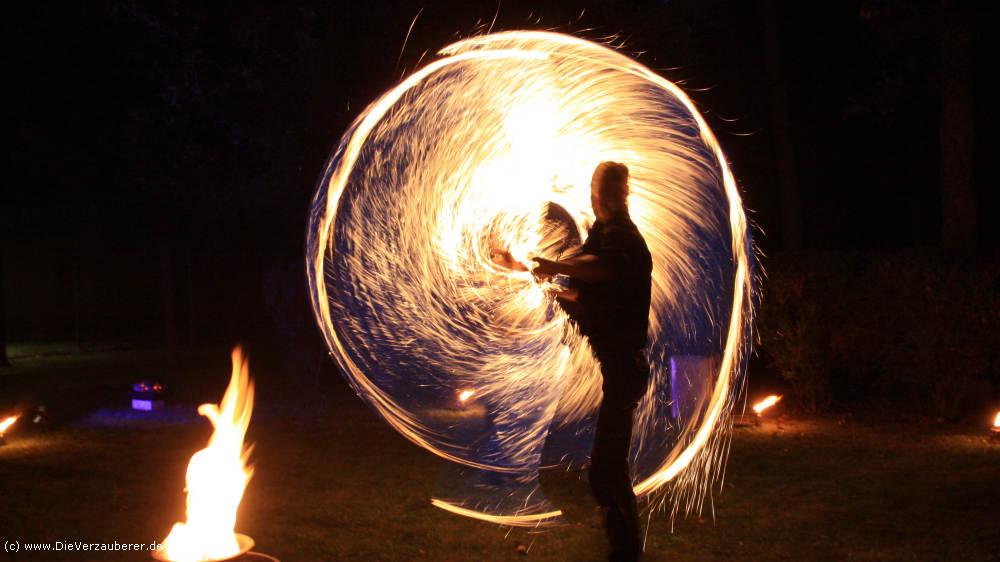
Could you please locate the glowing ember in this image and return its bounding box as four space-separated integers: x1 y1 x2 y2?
0 415 18 435
458 390 475 403
752 395 782 415
992 411 1000 431
159 347 255 562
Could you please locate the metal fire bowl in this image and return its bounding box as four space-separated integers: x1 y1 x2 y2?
152 534 255 562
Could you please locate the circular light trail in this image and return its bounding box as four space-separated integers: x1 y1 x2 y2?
308 31 755 526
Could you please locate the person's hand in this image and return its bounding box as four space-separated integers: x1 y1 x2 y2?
550 287 579 302
531 257 561 277
490 249 528 272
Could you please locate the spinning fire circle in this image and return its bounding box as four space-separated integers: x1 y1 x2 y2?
308 31 755 525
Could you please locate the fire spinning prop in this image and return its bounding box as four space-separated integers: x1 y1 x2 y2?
0 415 18 435
308 31 756 526
753 395 782 416
156 347 256 562
0 414 19 445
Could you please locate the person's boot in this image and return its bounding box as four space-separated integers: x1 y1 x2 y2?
608 548 640 562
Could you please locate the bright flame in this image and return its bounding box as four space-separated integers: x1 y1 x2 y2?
993 411 1000 429
753 395 782 415
458 390 475 403
161 347 254 562
0 415 18 435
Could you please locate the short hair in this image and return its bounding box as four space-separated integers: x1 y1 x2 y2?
594 161 629 206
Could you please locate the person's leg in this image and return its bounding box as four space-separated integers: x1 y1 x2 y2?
589 397 626 505
590 352 645 561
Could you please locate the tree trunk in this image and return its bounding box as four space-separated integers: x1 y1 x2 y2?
760 0 803 251
939 1 976 250
0 248 9 367
160 238 178 353
73 240 83 352
186 243 198 345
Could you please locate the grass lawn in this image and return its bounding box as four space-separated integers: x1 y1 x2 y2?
2 346 998 561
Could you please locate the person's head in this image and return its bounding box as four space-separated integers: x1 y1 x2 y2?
590 161 630 221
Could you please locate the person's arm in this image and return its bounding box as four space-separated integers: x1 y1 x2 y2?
532 254 616 283
550 286 579 302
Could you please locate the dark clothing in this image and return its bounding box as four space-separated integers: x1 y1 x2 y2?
562 217 653 353
562 215 653 562
589 349 650 562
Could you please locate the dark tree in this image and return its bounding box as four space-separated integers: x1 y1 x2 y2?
0 251 9 367
857 0 978 250
939 0 976 250
760 0 803 251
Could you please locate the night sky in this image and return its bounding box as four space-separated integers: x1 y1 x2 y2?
4 0 992 345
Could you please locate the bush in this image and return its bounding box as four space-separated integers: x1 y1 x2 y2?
759 249 1000 418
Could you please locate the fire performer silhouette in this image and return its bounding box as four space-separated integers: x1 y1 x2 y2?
532 161 653 562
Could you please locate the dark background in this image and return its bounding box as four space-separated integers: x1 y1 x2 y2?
2 1 993 414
